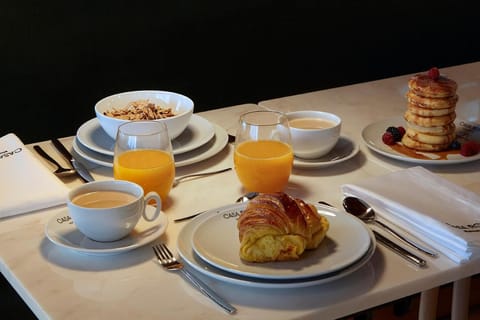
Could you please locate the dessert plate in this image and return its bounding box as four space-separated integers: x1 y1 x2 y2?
72 123 229 168
293 136 359 169
76 114 215 156
45 206 168 256
177 203 375 288
190 203 372 280
362 117 480 164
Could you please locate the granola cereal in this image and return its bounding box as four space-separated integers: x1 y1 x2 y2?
103 100 176 120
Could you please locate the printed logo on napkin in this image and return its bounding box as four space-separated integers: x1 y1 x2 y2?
446 222 480 233
0 147 23 160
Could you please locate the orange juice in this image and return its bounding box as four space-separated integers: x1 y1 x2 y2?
114 149 175 202
234 140 293 192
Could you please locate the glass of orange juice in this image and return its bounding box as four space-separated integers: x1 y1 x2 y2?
113 121 175 203
234 110 293 193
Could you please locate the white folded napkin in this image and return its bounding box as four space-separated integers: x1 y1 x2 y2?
0 133 70 218
341 166 480 264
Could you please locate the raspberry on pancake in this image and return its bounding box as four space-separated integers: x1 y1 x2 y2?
408 74 457 98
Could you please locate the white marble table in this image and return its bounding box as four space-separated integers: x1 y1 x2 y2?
1 62 479 319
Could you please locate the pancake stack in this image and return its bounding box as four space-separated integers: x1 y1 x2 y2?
401 67 458 151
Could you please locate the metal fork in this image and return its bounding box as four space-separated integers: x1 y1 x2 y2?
152 244 236 314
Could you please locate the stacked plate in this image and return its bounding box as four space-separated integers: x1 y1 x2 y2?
177 203 376 288
72 115 229 167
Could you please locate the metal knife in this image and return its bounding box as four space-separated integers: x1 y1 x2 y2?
51 138 95 183
373 230 427 268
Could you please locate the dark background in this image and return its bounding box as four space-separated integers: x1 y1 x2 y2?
1 0 479 144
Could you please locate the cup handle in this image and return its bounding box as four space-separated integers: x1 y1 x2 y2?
142 192 162 222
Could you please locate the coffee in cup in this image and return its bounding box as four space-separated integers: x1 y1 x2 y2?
286 110 341 159
67 180 162 242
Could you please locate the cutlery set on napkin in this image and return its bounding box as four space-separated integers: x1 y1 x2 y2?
342 166 480 264
0 133 70 218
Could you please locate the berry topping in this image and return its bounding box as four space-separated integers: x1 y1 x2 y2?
427 67 440 80
449 140 461 150
397 126 406 137
382 131 396 145
460 141 480 157
386 126 403 142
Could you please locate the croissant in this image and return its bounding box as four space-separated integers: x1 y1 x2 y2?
237 192 329 262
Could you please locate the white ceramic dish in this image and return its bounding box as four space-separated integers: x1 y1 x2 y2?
73 123 229 168
362 117 480 164
191 202 371 280
177 203 375 288
95 90 194 140
77 114 215 156
287 110 342 159
293 136 359 169
45 206 168 256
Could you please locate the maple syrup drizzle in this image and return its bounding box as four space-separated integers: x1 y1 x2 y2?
389 143 460 160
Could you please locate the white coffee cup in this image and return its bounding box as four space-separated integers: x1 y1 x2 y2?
67 180 162 242
286 110 341 159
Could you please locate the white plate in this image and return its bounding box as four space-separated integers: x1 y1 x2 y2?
177 203 375 288
45 206 168 256
362 117 480 164
72 123 229 168
76 114 215 156
191 202 371 280
293 136 359 169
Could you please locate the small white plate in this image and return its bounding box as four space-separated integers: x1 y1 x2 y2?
45 206 168 256
76 114 215 156
177 203 375 288
293 136 359 169
190 202 372 280
362 117 480 165
72 123 229 168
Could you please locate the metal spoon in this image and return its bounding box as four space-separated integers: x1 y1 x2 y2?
173 168 232 187
343 196 437 257
33 145 76 177
173 192 258 223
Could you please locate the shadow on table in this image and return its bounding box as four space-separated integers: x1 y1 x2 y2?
213 249 386 317
39 236 156 272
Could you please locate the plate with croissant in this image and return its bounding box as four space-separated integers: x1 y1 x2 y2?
186 193 375 281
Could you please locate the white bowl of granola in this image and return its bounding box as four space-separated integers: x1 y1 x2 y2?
95 90 194 140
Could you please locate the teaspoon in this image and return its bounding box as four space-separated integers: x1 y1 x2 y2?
342 196 437 257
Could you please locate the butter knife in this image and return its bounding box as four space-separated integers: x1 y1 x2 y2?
373 230 427 268
51 138 94 183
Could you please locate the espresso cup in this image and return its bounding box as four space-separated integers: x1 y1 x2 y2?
286 110 341 159
67 180 162 242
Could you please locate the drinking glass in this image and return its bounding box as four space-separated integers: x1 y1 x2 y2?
113 121 175 203
234 110 293 193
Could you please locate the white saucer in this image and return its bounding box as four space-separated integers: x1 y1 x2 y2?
76 114 215 156
293 136 359 169
45 206 168 256
72 123 229 168
362 117 480 165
